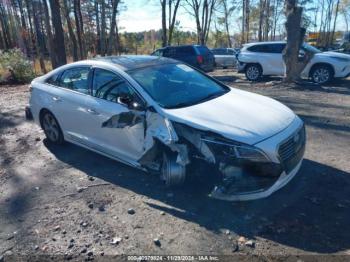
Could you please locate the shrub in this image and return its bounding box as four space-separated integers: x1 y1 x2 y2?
0 49 35 84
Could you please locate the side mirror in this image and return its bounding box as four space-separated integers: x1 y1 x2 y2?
117 95 132 106
117 95 145 111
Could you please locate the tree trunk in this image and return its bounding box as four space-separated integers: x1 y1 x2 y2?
63 0 79 61
42 0 57 68
168 0 181 45
264 0 270 40
32 0 46 73
258 0 264 41
0 3 10 49
49 0 67 67
161 0 167 47
100 0 106 55
74 0 84 59
283 0 313 83
241 0 245 44
17 0 30 56
330 0 340 46
95 1 101 54
107 0 119 55
244 0 250 42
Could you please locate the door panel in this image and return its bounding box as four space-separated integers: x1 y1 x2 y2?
83 96 145 162
44 67 92 144
82 68 147 162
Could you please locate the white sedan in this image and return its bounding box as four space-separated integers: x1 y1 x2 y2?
237 41 350 84
27 56 306 201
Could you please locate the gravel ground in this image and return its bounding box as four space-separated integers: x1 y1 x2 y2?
0 70 350 261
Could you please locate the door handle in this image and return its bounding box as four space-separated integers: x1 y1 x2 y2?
87 108 99 115
52 96 62 102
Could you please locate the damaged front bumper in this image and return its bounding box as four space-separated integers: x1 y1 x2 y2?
207 119 306 201
210 159 303 201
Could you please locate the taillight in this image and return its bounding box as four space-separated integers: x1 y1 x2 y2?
197 55 203 64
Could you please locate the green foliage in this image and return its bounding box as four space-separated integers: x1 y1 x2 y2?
0 49 35 84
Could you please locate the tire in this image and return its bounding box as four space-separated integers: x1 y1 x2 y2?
161 153 186 187
40 110 64 145
310 65 333 84
245 64 262 81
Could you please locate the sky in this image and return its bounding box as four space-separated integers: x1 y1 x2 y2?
118 0 198 33
117 0 347 34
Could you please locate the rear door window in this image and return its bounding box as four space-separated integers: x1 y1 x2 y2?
46 72 61 85
196 46 211 55
175 46 195 56
58 67 90 94
163 47 176 57
227 49 235 55
268 44 286 53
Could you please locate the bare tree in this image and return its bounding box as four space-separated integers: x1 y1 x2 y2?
185 0 216 45
218 0 235 47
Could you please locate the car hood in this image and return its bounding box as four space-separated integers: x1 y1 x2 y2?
162 88 296 145
316 51 350 59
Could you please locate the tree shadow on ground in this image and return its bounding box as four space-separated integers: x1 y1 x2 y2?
44 139 350 254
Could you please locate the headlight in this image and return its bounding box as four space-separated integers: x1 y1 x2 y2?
234 145 269 162
201 138 270 162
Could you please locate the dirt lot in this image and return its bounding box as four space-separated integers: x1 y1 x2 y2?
1 70 350 260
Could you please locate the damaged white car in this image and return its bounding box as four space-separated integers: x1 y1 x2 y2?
27 56 306 201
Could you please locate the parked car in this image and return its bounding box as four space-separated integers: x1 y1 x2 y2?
27 55 305 201
237 41 350 84
151 45 215 72
211 48 237 68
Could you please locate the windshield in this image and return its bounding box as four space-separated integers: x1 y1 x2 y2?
128 63 229 109
302 43 321 53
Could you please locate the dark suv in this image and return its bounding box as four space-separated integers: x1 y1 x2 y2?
151 45 215 72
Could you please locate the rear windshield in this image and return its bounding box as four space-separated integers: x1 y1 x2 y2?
196 46 211 55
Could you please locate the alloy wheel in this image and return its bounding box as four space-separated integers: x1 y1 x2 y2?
246 65 261 81
312 67 330 84
42 113 60 142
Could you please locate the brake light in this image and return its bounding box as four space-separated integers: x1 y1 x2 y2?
197 55 203 64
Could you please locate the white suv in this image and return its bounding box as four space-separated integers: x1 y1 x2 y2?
237 41 350 84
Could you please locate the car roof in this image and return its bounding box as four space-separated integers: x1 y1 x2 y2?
94 55 176 71
244 41 286 46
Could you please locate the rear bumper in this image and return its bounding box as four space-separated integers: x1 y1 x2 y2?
200 63 215 72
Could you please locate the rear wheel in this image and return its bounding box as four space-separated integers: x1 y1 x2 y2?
310 65 333 84
245 64 262 81
40 110 64 144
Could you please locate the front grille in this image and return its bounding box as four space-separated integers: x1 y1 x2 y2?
278 124 306 173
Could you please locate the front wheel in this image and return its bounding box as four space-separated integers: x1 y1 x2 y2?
245 64 262 81
161 153 186 187
310 65 333 84
41 111 64 144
